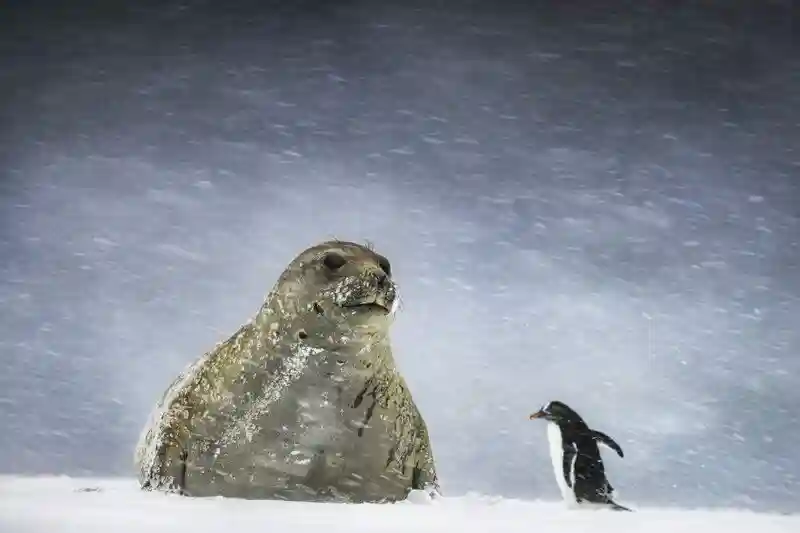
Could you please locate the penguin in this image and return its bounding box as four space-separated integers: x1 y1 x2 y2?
529 400 632 511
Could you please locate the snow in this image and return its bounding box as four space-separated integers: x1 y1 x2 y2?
1 477 798 533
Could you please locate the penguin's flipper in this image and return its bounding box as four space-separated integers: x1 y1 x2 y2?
591 430 624 458
563 443 577 488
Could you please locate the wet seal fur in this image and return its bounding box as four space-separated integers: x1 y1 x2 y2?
134 240 438 502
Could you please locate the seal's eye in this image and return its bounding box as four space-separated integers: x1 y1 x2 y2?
377 256 391 277
323 252 346 271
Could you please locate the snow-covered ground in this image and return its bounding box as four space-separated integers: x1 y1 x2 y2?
1 477 798 533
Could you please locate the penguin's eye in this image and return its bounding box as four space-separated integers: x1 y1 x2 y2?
323 252 347 271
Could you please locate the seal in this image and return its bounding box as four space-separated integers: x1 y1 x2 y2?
134 240 439 502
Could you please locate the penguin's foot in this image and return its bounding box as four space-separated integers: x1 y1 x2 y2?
574 498 633 512
608 501 633 512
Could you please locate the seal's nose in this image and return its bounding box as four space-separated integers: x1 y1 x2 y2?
375 271 389 287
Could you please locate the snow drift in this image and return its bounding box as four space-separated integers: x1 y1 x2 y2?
1 476 798 533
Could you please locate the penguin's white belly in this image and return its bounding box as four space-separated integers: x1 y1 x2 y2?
547 422 577 505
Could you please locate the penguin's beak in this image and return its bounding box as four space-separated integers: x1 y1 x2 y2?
529 410 546 420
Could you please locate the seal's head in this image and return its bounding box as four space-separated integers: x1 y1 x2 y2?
260 241 398 342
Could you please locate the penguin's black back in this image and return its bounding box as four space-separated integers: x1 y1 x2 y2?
567 428 615 504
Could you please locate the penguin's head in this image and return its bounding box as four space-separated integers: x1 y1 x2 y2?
529 400 583 425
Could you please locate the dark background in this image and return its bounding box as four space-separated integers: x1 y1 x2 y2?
1 0 798 512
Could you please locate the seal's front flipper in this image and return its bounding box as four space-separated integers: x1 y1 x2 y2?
591 430 624 458
177 449 189 495
140 439 190 496
410 464 441 502
410 423 440 497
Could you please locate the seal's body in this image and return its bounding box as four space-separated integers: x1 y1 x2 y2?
529 401 630 511
134 241 438 502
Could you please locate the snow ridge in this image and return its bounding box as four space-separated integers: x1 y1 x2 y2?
2 477 800 533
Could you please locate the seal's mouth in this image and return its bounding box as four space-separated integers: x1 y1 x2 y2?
322 270 398 317
341 300 392 315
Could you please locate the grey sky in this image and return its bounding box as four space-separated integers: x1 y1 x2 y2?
1 0 798 512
